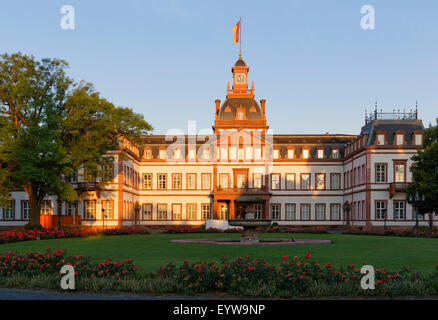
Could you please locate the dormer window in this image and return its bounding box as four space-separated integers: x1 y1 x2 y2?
332 149 339 159
302 149 309 159
396 134 404 145
414 134 422 146
145 149 151 160
273 149 279 159
238 111 244 120
377 134 385 145
188 149 196 161
159 149 166 159
173 149 181 159
317 149 324 159
287 149 295 159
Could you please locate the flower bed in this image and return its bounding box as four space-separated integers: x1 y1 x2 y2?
0 227 149 244
166 226 242 234
159 253 438 296
0 249 138 278
344 226 438 238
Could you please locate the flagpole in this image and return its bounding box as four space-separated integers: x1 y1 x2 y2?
239 17 242 58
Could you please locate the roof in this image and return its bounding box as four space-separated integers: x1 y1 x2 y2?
234 57 247 67
361 119 423 145
218 98 263 121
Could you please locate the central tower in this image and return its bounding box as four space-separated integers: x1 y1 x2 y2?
213 57 268 133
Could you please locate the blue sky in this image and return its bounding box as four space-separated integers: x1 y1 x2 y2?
1 0 437 134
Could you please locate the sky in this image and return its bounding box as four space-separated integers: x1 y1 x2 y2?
1 0 437 135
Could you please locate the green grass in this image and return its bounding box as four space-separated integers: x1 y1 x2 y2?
1 233 437 273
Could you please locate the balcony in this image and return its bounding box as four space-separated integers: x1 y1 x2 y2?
389 182 409 199
76 182 101 198
214 187 270 195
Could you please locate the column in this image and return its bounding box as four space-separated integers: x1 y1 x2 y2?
230 200 235 220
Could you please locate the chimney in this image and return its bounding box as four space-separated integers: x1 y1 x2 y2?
260 99 266 115
215 99 221 114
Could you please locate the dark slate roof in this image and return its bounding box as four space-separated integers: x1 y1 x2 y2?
234 57 247 67
218 98 263 121
361 120 423 145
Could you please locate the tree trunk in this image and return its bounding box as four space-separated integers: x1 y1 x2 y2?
23 185 43 230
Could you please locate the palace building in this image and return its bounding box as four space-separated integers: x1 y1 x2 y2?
1 57 432 230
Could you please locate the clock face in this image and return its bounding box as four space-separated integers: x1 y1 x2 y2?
235 73 246 84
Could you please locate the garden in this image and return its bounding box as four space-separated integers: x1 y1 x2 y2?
1 227 438 297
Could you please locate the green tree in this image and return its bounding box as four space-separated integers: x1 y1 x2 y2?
406 118 438 220
0 53 152 229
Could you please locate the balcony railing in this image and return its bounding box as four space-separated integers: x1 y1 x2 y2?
76 182 99 190
389 182 409 199
214 187 269 194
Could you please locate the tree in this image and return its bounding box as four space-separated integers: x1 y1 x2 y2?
0 53 152 229
405 118 438 225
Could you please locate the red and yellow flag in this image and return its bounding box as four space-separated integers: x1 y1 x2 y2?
232 20 240 44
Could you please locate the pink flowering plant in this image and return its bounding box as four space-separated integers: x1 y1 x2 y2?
0 249 138 278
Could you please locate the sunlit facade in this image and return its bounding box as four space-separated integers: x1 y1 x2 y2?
1 58 431 230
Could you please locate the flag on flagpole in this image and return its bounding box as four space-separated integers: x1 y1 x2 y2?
232 20 240 44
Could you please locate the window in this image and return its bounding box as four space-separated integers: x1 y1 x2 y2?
158 174 167 190
287 149 295 159
187 204 196 220
159 149 166 159
220 204 228 220
286 174 295 190
271 174 280 190
22 201 30 220
271 204 280 220
377 134 385 145
253 174 262 189
238 111 244 120
3 201 15 220
157 204 167 220
84 201 95 220
220 148 228 161
331 173 340 190
394 201 405 220
173 149 181 159
300 204 310 220
202 204 211 220
396 134 404 145
415 134 422 145
142 204 152 220
236 174 246 188
316 174 325 190
302 149 309 159
315 204 325 220
65 202 77 216
285 204 295 220
273 149 279 159
332 149 339 159
238 148 244 160
103 162 114 181
228 147 236 160
301 174 310 190
188 149 196 161
376 201 386 220
187 173 196 189
376 164 386 183
220 174 229 188
254 148 262 160
330 204 341 220
394 164 405 183
144 149 151 159
203 149 210 160
41 200 51 215
143 174 152 190
245 147 253 160
317 149 324 159
172 204 182 220
172 174 181 190
102 201 113 219
201 174 211 190
254 204 262 219
65 171 77 183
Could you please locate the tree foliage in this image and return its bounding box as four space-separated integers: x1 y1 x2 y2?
406 118 438 214
0 52 152 228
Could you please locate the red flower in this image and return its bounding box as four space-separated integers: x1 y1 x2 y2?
248 266 254 271
293 256 298 260
282 256 288 260
299 275 304 279
197 266 202 273
305 252 311 259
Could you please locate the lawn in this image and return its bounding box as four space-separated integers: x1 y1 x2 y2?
1 232 437 273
